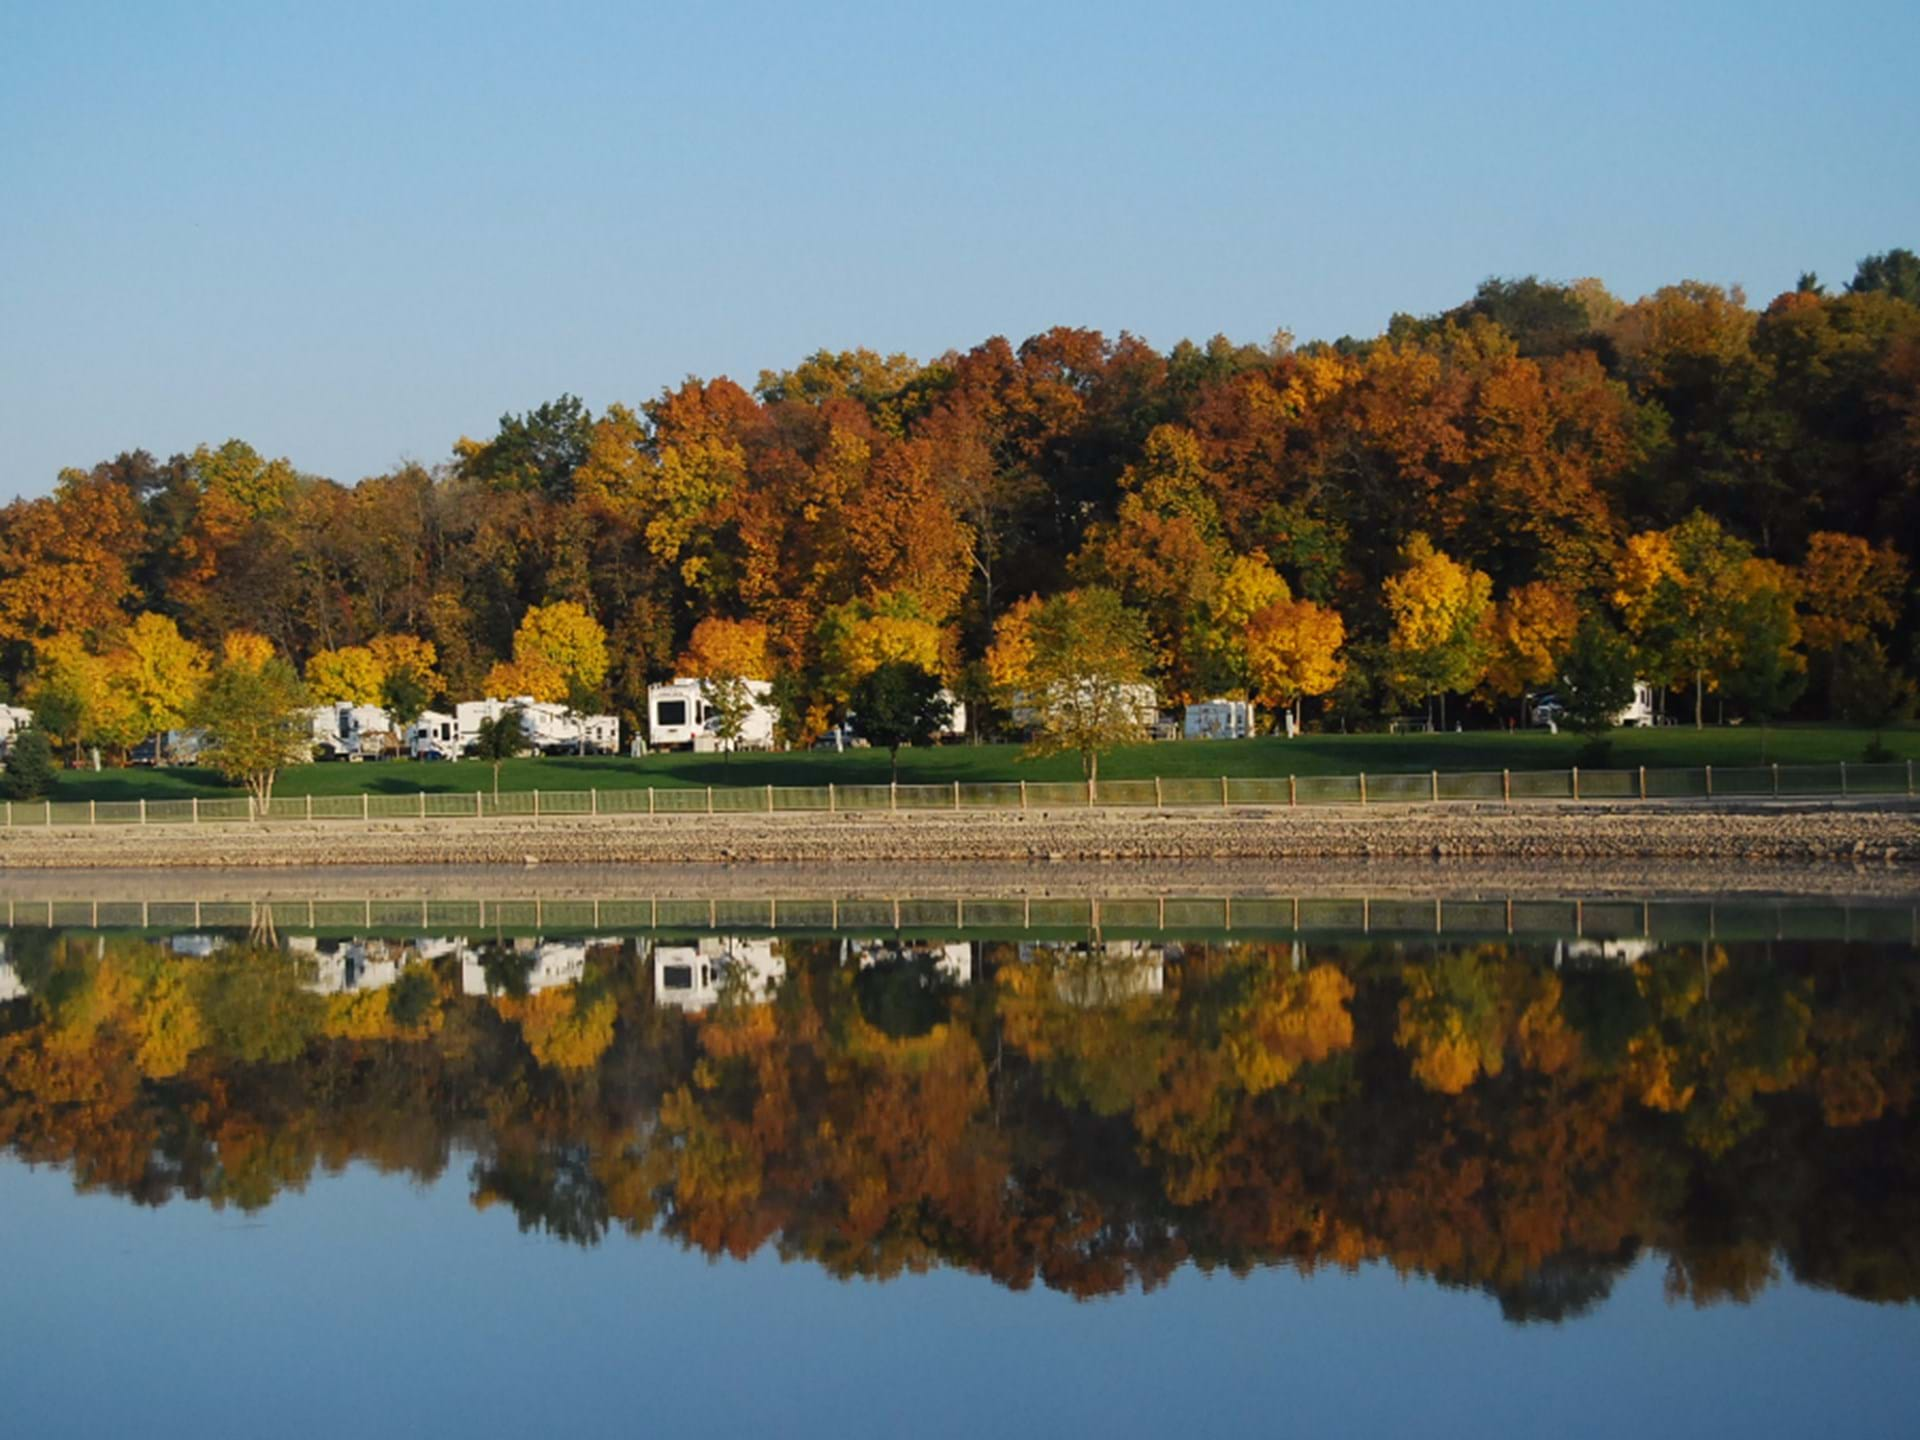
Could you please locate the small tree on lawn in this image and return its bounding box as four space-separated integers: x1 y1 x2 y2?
987 588 1155 783
563 673 602 756
193 656 310 810
1830 638 1914 762
381 668 432 752
2 727 57 801
849 661 953 782
1559 616 1636 763
473 705 530 799
703 675 754 766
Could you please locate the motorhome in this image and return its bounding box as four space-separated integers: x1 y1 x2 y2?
307 703 397 760
646 677 778 751
1184 699 1256 740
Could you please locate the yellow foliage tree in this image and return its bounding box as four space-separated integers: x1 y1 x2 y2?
304 646 385 706
817 597 945 700
1384 533 1492 727
506 601 609 701
1798 531 1907 654
221 631 277 671
367 633 440 691
1243 598 1346 726
678 617 772 680
113 613 210 743
33 633 144 757
1482 582 1581 707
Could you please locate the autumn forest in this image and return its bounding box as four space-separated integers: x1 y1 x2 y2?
5 253 1920 745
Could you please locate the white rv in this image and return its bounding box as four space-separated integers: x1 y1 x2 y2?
653 936 785 1011
1010 682 1158 735
307 703 397 760
0 703 33 758
1184 699 1256 740
410 710 460 760
1529 681 1657 730
647 677 778 751
452 696 619 756
843 938 974 986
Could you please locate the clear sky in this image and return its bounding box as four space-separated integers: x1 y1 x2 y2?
3 0 1917 499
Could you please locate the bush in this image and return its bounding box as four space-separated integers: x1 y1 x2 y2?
2 728 58 801
1864 738 1897 764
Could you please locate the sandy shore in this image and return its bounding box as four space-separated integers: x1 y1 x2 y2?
2 797 1918 871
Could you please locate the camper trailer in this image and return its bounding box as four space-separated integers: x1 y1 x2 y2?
410 710 460 760
308 703 397 760
1010 683 1158 735
1184 699 1256 740
1529 681 1657 730
646 677 778 751
451 697 620 756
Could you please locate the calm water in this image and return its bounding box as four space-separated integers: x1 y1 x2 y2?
2 880 1917 1437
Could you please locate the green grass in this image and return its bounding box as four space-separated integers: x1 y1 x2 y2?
38 724 1920 802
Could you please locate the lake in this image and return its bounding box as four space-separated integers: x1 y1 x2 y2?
2 871 1916 1437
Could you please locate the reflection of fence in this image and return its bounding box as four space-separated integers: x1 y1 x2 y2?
3 761 1917 829
3 892 1916 945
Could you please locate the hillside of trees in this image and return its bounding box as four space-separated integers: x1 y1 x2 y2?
5 249 1920 745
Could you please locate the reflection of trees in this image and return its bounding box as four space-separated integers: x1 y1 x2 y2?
0 928 1915 1317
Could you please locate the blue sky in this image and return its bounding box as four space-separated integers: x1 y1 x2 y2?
3 0 1916 499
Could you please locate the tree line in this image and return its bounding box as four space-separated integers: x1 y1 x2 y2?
5 249 1920 762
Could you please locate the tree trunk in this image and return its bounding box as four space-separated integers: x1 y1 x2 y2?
890 744 900 784
1694 669 1704 729
1086 748 1098 783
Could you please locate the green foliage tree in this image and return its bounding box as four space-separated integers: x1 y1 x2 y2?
703 674 753 766
849 661 954 781
1558 617 1636 748
563 672 602 757
993 588 1155 782
2 726 57 800
473 705 530 798
1829 638 1913 760
1847 248 1920 305
192 657 310 810
29 686 84 764
380 668 432 745
1720 582 1808 754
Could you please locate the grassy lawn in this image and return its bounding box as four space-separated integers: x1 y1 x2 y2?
38 724 1920 802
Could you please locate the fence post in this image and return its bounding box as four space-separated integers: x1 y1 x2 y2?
890 781 898 812
1089 777 1097 807
361 793 368 822
305 794 312 821
476 791 484 818
1220 774 1229 807
1840 761 1848 797
1503 769 1511 805
828 783 836 813
1705 765 1713 798
1908 759 1914 799
1772 763 1779 798
1638 766 1646 801
1155 776 1164 810
1289 774 1297 807
1020 779 1028 811
1430 770 1439 804
592 788 599 817
418 791 426 820
767 783 774 814
89 799 96 826
648 786 655 816
140 798 147 825
706 786 714 815
1359 772 1367 806
533 790 541 821
1571 767 1580 802
192 797 199 824
953 780 961 810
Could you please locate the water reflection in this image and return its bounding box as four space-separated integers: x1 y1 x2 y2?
1 906 1916 1320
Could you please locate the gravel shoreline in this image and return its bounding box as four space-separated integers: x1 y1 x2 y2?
2 798 1918 870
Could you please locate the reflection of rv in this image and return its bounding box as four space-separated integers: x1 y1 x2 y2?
1184 699 1255 741
0 948 26 1003
654 936 784 1010
288 936 419 994
1017 939 1169 1004
168 933 228 958
458 937 601 996
646 678 778 752
842 938 973 985
1554 936 1657 967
